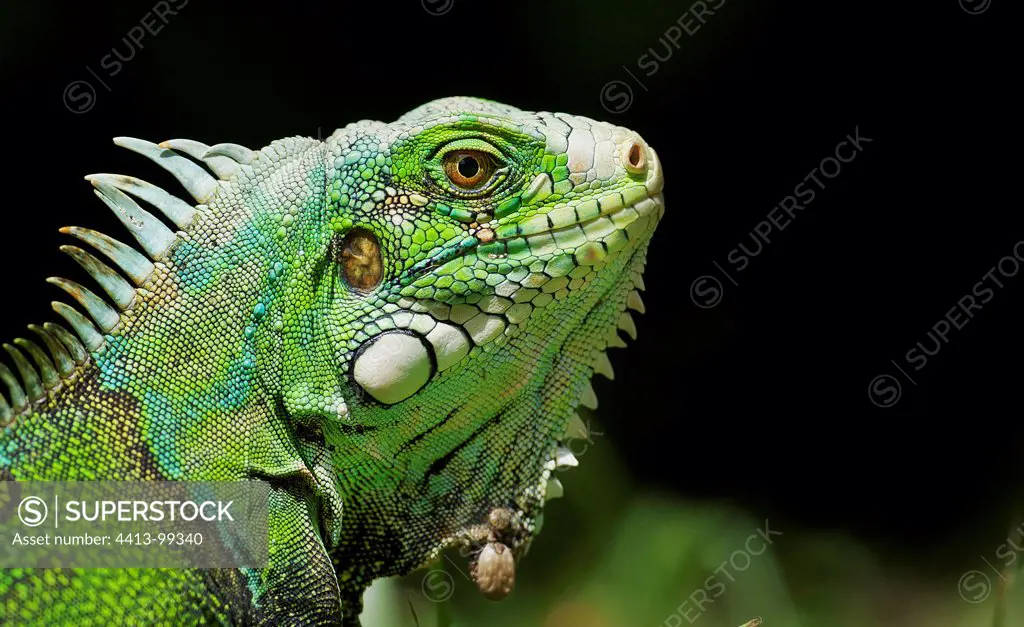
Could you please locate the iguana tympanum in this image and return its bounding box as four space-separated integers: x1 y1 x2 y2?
0 97 664 624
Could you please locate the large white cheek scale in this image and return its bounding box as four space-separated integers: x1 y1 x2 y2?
352 331 434 405
424 322 471 372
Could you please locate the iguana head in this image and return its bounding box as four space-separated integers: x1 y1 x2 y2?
287 97 664 592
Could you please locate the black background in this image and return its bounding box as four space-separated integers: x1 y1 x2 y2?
0 0 1018 571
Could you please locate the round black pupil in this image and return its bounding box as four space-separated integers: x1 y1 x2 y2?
457 156 480 179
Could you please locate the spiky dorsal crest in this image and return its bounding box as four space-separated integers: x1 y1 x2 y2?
0 138 257 426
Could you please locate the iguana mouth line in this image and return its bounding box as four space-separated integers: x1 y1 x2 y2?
402 178 663 286
529 196 661 249
491 186 663 244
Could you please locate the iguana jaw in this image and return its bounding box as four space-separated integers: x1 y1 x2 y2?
329 183 662 601
415 228 658 594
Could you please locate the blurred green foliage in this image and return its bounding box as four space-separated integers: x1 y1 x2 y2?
360 422 1021 627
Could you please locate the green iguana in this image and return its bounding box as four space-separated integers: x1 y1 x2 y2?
0 97 664 625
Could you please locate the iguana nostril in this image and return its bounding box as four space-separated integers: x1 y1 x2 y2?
624 140 647 175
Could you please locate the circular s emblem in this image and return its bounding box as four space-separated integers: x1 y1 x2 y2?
18 496 48 527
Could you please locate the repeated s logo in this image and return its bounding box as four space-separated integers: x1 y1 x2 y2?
18 496 48 527
421 570 455 602
599 80 633 114
867 374 900 408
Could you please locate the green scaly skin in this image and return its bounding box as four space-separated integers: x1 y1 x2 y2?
0 97 664 625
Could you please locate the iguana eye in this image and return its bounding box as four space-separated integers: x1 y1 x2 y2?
442 150 496 190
